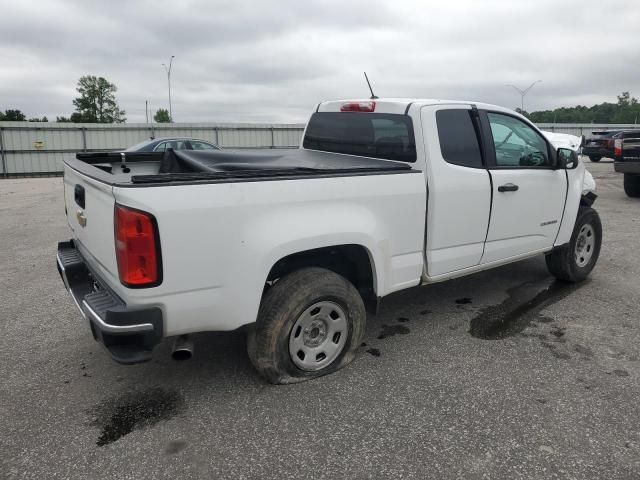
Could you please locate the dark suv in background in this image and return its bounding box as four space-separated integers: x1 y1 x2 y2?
583 129 640 162
613 131 640 197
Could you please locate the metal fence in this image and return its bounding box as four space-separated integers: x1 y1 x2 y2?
0 122 305 177
1 121 638 177
536 123 639 138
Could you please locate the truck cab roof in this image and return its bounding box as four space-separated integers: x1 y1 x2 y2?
317 98 517 116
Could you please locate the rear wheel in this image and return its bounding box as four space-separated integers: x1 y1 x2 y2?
247 267 366 384
546 207 602 282
623 174 640 198
589 155 602 162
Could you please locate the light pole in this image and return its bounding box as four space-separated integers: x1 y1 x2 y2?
162 55 175 122
505 80 542 112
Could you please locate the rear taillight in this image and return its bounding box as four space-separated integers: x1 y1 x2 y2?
340 101 376 112
114 204 161 287
614 138 623 158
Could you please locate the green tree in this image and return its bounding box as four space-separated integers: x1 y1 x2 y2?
1 109 27 121
72 75 126 123
28 116 48 122
70 112 94 123
154 108 171 123
528 92 640 124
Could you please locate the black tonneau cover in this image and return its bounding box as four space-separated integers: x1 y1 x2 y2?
159 149 410 173
75 148 413 185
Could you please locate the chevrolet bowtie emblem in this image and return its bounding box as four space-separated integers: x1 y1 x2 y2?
76 209 87 227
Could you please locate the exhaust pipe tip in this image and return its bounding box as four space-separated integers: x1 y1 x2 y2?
171 335 193 361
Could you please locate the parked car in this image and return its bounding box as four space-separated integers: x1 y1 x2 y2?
582 130 640 162
613 131 640 197
125 137 221 152
582 130 621 162
57 98 601 384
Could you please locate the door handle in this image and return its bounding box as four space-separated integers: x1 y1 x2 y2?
498 183 519 192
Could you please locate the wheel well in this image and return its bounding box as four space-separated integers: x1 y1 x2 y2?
580 192 597 207
266 245 378 313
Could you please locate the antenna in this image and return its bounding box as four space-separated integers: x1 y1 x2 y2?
364 72 378 99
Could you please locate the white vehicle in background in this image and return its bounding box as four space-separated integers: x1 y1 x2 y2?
541 130 583 153
542 130 596 193
57 98 602 384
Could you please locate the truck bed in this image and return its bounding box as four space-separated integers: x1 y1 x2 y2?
70 148 414 186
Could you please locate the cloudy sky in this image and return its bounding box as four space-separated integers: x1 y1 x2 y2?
1 0 638 123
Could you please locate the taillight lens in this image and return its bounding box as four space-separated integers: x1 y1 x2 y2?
340 101 376 112
114 204 161 287
614 138 623 157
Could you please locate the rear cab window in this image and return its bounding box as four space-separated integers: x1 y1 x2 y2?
303 112 417 162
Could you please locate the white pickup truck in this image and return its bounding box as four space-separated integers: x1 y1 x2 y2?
57 98 601 383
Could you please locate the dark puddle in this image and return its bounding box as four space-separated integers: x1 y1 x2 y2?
377 324 410 339
165 439 188 455
455 297 473 305
91 387 184 446
469 279 584 340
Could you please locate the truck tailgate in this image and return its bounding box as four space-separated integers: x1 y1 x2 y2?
63 164 119 282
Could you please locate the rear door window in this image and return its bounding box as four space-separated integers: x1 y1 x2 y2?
303 112 416 162
435 109 483 168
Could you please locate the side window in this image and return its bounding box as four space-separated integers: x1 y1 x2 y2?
487 113 550 167
435 109 483 168
153 142 167 152
190 141 217 150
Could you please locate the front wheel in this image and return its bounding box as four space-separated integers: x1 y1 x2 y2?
545 207 602 282
247 267 366 384
623 174 640 198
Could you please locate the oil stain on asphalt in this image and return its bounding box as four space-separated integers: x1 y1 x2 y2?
378 324 411 339
91 387 185 446
469 279 584 340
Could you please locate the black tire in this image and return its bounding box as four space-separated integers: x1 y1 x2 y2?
588 155 602 162
545 207 602 282
247 267 366 384
623 174 640 198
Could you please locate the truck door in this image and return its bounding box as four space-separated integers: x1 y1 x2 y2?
480 111 567 264
420 105 492 277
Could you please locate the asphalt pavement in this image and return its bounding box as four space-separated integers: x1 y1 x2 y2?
1 159 639 479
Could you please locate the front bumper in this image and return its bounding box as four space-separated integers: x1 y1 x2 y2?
57 240 163 364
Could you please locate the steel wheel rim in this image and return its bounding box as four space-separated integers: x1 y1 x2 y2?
574 224 595 268
289 301 348 371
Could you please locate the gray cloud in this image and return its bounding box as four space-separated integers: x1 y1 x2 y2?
1 0 639 122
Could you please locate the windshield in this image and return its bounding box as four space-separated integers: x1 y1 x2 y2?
302 112 417 162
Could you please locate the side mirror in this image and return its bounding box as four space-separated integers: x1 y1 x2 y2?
557 148 579 169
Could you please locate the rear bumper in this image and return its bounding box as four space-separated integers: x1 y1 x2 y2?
582 146 611 158
614 161 640 175
57 240 163 364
